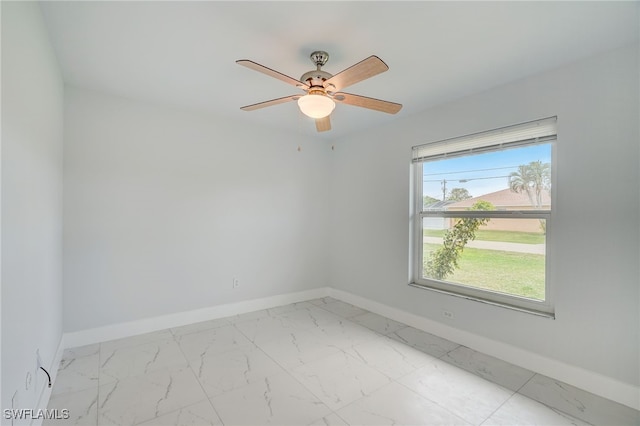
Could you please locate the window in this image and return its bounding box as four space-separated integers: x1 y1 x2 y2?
411 117 556 316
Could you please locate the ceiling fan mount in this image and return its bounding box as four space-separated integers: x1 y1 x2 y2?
236 50 402 132
300 51 334 93
310 50 330 68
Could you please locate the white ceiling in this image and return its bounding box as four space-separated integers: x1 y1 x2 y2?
40 1 639 140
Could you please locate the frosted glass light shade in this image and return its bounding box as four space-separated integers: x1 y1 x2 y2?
297 94 335 119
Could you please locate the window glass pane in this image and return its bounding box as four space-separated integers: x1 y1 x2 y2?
422 143 552 212
422 217 546 301
413 123 555 314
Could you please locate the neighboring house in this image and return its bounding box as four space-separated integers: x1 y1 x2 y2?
423 200 454 230
446 188 551 233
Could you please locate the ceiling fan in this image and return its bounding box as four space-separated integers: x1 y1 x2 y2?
236 51 402 132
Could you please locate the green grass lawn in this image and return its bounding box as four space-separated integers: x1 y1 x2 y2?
423 243 545 300
424 228 545 244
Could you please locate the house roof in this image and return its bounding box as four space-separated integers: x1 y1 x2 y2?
447 188 551 209
424 200 455 210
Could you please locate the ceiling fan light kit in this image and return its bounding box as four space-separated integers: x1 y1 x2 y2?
297 92 335 118
237 50 402 132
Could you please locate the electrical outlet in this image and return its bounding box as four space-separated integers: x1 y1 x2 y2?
442 310 454 319
232 278 239 288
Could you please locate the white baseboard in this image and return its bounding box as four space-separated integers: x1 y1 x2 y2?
63 287 330 348
328 288 640 411
58 285 638 411
30 336 65 426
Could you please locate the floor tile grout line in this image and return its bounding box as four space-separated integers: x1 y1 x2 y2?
187 301 359 422
97 352 188 425
287 302 475 421
233 308 328 345
376 335 516 425
514 371 537 394
87 329 231 425
171 331 226 426
248 301 412 420
477 388 520 426
97 338 194 388
311 298 369 320
437 344 462 360
253 336 337 419
168 318 233 339
512 373 598 426
239 305 344 423
254 304 352 413
328 410 351 425
384 336 504 424
391 375 473 425
177 321 257 361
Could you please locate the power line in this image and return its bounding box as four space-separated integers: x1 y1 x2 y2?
423 174 509 183
423 165 519 176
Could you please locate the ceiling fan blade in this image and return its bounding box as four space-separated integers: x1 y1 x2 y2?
324 56 389 93
333 92 402 114
236 60 309 89
315 115 331 132
240 95 300 111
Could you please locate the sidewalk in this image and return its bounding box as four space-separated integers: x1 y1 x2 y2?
424 237 545 254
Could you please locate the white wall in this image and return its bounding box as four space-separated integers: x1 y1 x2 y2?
1 1 64 419
62 87 331 332
329 44 639 388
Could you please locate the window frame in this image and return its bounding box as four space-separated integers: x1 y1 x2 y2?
410 119 556 317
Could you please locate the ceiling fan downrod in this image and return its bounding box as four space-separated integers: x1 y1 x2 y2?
300 51 333 88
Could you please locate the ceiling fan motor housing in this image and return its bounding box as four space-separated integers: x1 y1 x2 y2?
300 69 333 88
300 51 333 90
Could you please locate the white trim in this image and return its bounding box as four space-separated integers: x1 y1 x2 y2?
63 287 330 348
327 288 640 411
31 336 65 426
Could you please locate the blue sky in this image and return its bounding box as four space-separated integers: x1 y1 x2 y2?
422 143 552 200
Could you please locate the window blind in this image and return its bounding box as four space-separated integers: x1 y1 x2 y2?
412 116 557 162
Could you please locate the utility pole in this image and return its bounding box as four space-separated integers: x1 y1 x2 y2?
441 179 447 201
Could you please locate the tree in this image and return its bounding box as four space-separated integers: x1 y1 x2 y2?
508 161 550 209
447 187 472 202
508 160 550 232
423 195 439 208
425 200 495 280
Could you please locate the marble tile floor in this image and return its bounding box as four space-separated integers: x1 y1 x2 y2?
46 297 639 426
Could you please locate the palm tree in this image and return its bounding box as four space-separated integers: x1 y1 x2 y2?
508 160 551 233
508 161 550 209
